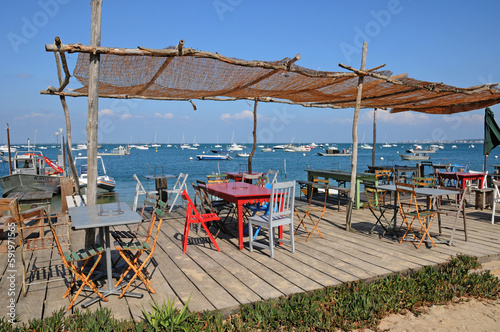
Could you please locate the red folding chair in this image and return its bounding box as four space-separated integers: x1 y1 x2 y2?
181 190 220 253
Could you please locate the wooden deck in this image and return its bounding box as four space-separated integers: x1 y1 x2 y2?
2 195 500 323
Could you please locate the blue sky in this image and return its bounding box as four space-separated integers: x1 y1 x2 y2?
1 0 500 145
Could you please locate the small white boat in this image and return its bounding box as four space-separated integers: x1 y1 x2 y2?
399 153 430 161
236 153 250 157
262 147 272 152
74 156 116 192
452 145 458 149
228 142 246 151
359 143 373 150
197 154 232 160
317 146 352 156
273 144 286 149
381 143 392 148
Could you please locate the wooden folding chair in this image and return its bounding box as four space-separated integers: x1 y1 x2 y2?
396 182 438 249
181 190 220 253
48 218 107 310
294 182 328 241
114 206 164 298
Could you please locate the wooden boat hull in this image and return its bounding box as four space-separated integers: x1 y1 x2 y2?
0 173 61 197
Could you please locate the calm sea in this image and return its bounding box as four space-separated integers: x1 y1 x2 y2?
0 142 493 206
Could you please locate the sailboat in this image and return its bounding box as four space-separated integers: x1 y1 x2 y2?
180 133 191 149
151 132 161 148
192 136 200 147
215 134 222 148
359 133 373 149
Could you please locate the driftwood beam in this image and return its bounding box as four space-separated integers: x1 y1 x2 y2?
339 62 499 95
45 42 357 79
176 39 184 55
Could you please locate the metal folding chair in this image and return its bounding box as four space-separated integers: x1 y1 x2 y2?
49 218 107 310
294 182 328 241
396 182 438 249
181 190 220 253
114 205 164 298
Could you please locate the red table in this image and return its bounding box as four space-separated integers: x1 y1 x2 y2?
437 172 486 190
223 171 265 183
206 182 271 249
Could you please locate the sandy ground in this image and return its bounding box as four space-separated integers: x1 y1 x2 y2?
356 259 500 332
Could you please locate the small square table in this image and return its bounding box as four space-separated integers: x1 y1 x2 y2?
69 202 144 307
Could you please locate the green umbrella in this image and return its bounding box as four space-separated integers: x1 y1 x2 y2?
484 107 500 171
484 107 500 155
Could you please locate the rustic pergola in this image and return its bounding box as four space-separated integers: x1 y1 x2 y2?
41 22 500 231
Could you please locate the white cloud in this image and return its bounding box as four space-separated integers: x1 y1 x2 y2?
359 109 429 125
154 112 174 119
14 112 55 120
220 110 256 121
99 108 140 120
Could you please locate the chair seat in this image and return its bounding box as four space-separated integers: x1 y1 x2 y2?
63 245 105 263
188 212 220 223
404 210 436 218
25 235 71 251
249 215 293 228
115 241 151 251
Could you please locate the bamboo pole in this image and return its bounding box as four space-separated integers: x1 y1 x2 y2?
6 122 12 175
372 108 377 166
347 42 368 231
248 100 258 173
85 0 102 247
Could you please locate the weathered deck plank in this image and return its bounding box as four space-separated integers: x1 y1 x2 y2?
3 197 500 324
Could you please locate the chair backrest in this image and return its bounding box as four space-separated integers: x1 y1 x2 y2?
181 190 203 219
0 198 18 217
267 169 279 184
256 175 268 187
173 173 188 191
133 173 147 194
47 218 71 264
241 173 262 182
493 179 500 199
413 177 435 188
268 181 296 220
468 170 488 189
375 169 392 185
207 173 229 184
452 164 469 173
395 182 419 210
148 204 165 250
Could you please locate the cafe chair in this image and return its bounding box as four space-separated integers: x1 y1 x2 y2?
362 178 396 237
491 179 500 225
294 182 328 241
396 182 438 249
207 173 229 184
193 183 235 237
267 169 279 184
181 190 220 253
413 177 436 188
114 205 164 298
241 172 262 183
165 173 188 212
248 181 296 258
132 174 158 212
244 182 273 239
48 218 107 310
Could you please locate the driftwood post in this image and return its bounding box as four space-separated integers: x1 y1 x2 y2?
347 42 368 231
372 108 377 166
85 0 102 247
54 37 81 194
248 99 258 173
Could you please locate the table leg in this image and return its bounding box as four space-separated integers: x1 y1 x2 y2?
238 201 244 250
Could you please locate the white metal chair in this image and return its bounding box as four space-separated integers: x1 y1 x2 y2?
267 169 279 184
165 173 188 212
132 174 158 211
491 179 500 225
248 181 296 258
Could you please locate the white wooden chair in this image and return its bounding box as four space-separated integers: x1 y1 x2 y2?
248 181 296 258
165 173 188 212
465 170 488 201
267 169 279 184
491 179 500 225
132 174 158 211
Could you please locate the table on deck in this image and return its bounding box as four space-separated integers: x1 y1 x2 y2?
306 169 375 209
437 172 486 190
378 184 466 247
69 202 143 307
206 182 271 250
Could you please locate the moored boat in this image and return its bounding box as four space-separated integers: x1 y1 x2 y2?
399 153 430 161
0 150 63 196
317 146 352 156
197 154 232 160
236 153 250 157
74 156 116 192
